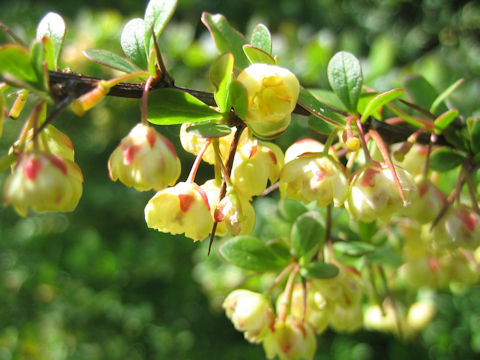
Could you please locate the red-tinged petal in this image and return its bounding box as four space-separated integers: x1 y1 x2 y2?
178 193 195 212
23 156 43 180
122 144 140 165
146 127 157 148
360 167 379 187
194 184 211 211
456 209 477 232
47 154 68 175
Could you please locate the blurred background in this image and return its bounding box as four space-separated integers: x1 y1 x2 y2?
1 0 480 359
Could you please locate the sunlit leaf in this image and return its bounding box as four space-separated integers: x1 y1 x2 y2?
121 18 148 70
327 51 363 113
201 12 249 70
36 12 66 69
186 122 231 138
83 49 141 74
430 78 464 114
209 53 234 113
144 0 178 56
147 88 223 125
243 45 275 65
229 79 247 120
434 109 459 134
0 44 38 84
250 24 271 54
360 88 403 123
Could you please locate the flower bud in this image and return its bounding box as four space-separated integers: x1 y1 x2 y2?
401 179 445 224
223 289 275 343
263 317 317 360
231 138 284 198
144 181 213 241
3 152 83 216
346 162 417 222
215 185 255 236
8 89 28 119
180 123 236 164
433 205 480 249
238 64 300 138
108 123 181 191
279 153 348 208
364 301 402 335
71 81 110 116
394 144 429 180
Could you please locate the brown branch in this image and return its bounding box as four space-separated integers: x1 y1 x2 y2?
47 71 451 147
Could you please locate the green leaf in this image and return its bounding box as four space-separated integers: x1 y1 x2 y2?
433 109 459 135
430 148 466 172
36 12 66 69
291 212 324 258
360 88 403 123
467 117 480 154
308 89 347 111
83 49 140 74
308 116 336 135
366 245 403 267
267 239 292 261
209 53 234 113
279 199 309 222
243 45 275 65
298 87 344 126
443 128 469 153
0 44 38 84
201 12 249 70
229 80 247 120
0 153 17 172
219 236 289 272
333 241 376 257
121 18 148 70
327 51 363 113
430 78 464 114
403 74 448 115
147 88 223 125
300 262 339 279
144 0 178 56
186 123 231 138
250 24 272 54
41 36 55 71
30 41 49 91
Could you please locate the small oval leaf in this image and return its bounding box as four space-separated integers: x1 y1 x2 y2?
121 18 148 70
333 241 376 257
300 262 339 279
229 80 247 120
298 87 344 126
186 123 231 138
201 12 249 70
147 88 223 125
36 12 66 69
430 148 466 172
327 51 363 113
219 236 289 272
250 24 272 54
209 53 234 113
279 199 309 222
291 211 324 258
144 0 178 56
360 88 403 123
433 109 459 134
243 45 275 65
83 49 141 74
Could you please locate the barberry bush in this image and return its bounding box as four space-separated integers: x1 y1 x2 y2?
1 0 480 359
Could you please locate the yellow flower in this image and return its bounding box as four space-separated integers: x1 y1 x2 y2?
238 64 299 138
145 182 213 241
108 123 181 191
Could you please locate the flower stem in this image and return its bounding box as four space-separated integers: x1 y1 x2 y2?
187 139 211 184
141 76 154 125
355 117 372 163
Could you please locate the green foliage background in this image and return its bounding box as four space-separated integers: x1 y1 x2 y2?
1 0 480 359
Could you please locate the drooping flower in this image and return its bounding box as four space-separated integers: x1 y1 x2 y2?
263 316 317 360
3 152 83 216
231 137 284 198
223 289 275 343
346 161 417 222
108 123 181 191
144 181 213 241
238 63 300 138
